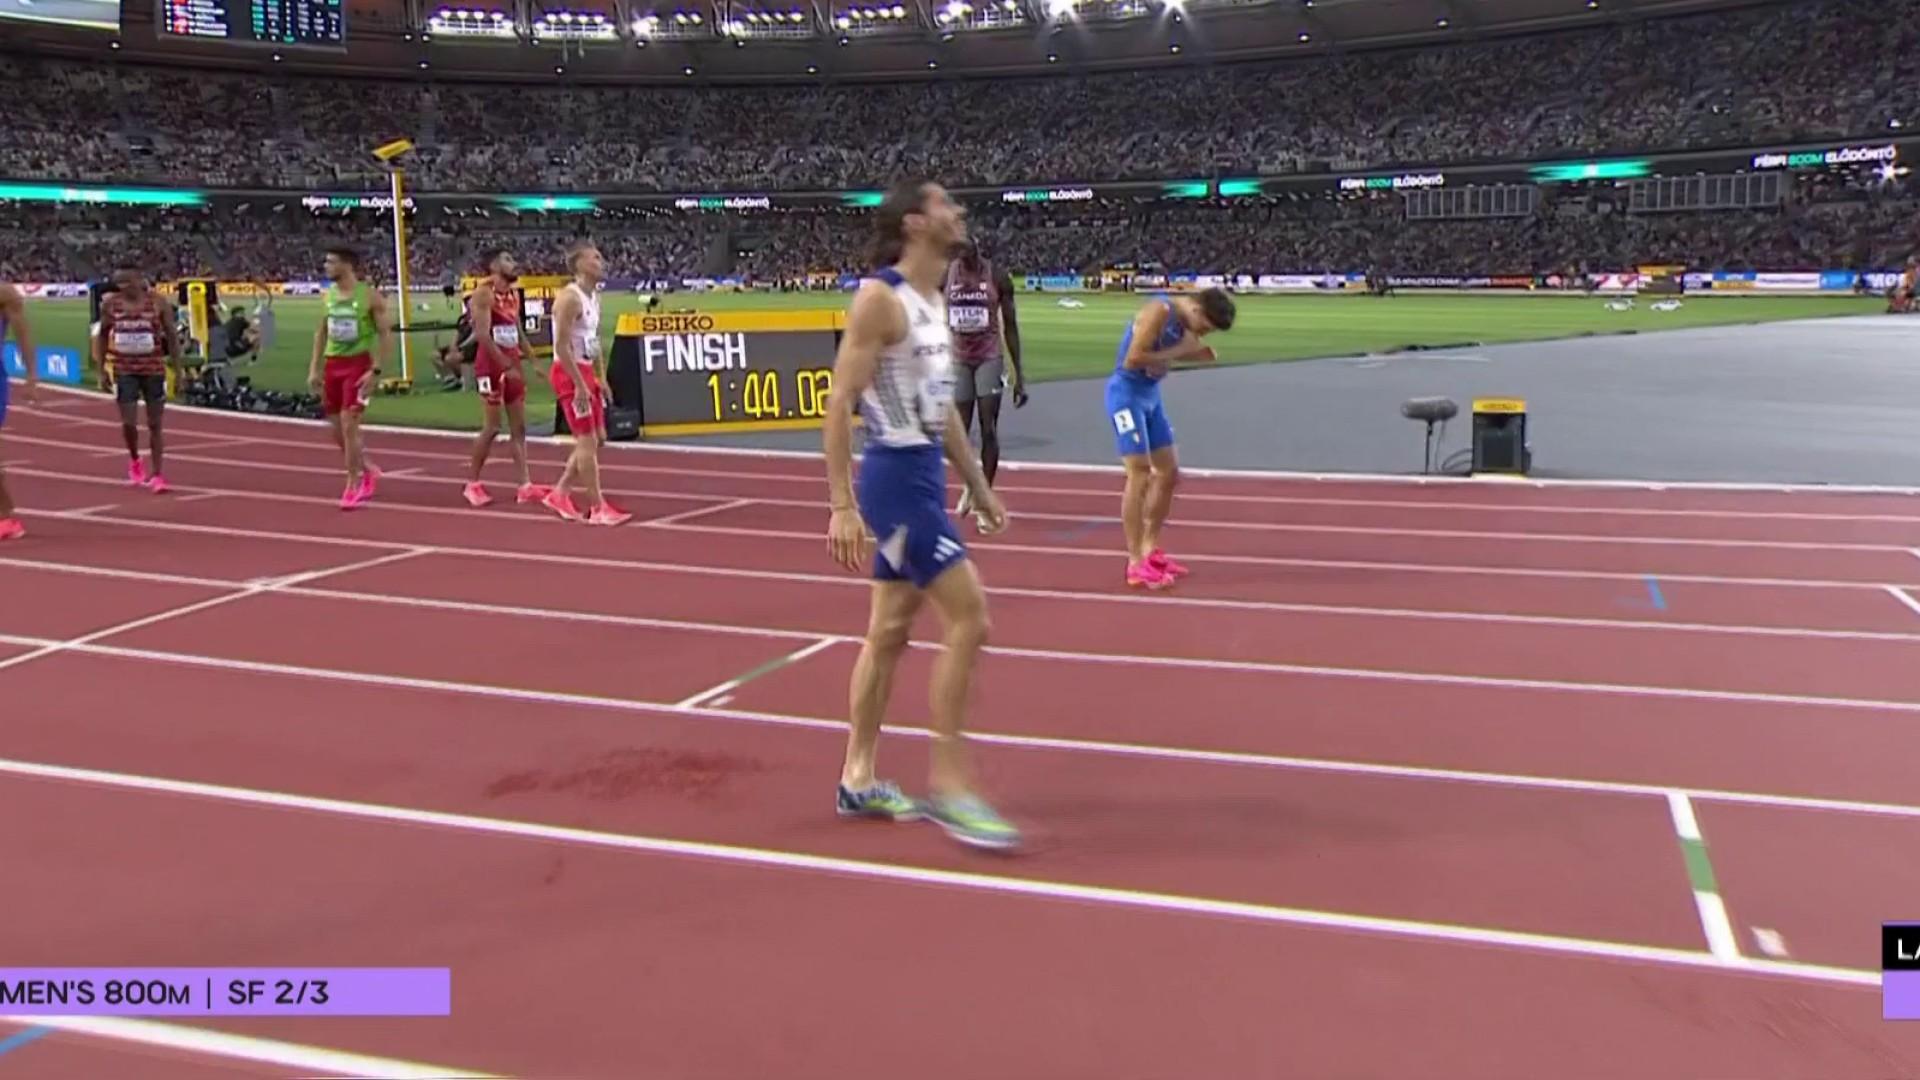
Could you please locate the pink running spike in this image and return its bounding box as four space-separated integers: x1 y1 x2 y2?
144 473 170 495
462 482 493 507
1148 549 1189 578
127 458 147 486
0 518 24 542
1125 559 1174 590
542 488 585 522
588 503 633 527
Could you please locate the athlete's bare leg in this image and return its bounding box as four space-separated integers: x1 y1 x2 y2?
468 401 502 482
1120 452 1153 561
921 560 992 800
840 580 925 791
117 397 141 464
0 435 16 519
338 411 366 484
504 391 532 488
567 435 602 506
975 392 1004 485
145 398 165 478
1141 445 1180 555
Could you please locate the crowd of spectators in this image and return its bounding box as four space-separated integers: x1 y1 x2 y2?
3 177 1910 284
0 0 1911 193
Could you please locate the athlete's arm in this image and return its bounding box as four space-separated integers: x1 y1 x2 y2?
308 308 327 391
0 285 34 401
1121 302 1207 370
995 267 1026 405
470 283 505 367
823 280 899 570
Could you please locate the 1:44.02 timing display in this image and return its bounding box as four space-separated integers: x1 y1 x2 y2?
703 368 833 422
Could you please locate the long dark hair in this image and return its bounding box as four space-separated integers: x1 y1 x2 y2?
866 178 931 269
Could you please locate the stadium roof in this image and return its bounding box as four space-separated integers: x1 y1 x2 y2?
9 0 1769 83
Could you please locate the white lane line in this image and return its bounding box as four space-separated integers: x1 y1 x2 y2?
14 431 1920 553
17 455 1920 594
0 549 428 675
1888 586 1920 619
24 387 1920 502
16 486 1920 648
0 756 1880 992
673 636 845 708
643 497 758 528
1666 792 1742 963
8 549 1920 716
1 1017 495 1079
4 626 1920 823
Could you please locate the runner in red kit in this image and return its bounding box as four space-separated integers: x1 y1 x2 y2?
944 240 1024 530
463 248 550 507
93 267 181 494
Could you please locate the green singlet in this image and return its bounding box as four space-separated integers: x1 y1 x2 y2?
323 282 377 359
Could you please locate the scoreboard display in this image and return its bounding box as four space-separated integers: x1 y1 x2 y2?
608 310 845 437
158 0 345 47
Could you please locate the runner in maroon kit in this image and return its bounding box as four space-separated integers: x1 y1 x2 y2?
94 268 182 494
463 248 550 507
943 240 1024 530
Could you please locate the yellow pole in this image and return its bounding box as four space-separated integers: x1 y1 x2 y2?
389 168 413 384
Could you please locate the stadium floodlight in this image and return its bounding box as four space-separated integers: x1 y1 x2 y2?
891 4 904 14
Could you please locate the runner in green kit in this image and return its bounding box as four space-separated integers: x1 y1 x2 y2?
308 247 392 510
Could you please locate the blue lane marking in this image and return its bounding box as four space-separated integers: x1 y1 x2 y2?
1644 576 1668 612
0 1026 52 1059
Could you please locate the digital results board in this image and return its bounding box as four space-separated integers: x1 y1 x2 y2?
609 309 844 437
158 0 345 48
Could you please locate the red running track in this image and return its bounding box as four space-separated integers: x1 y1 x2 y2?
4 395 1920 1077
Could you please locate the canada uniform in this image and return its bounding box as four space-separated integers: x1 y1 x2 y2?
100 292 169 407
321 282 378 416
1103 294 1182 459
945 259 1003 404
856 267 965 589
549 282 605 437
474 284 526 406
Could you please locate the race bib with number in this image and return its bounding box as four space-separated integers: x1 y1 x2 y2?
917 373 955 434
949 306 990 333
491 324 519 348
327 316 359 342
110 330 156 355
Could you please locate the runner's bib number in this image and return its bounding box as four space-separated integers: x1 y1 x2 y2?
110 330 156 355
917 372 955 435
327 316 359 342
491 324 519 348
949 306 990 333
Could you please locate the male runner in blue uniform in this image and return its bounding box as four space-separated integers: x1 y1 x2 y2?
1104 287 1235 589
0 281 36 541
823 178 1018 850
